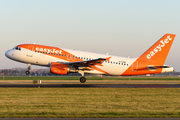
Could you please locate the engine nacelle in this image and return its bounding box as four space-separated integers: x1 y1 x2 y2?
50 62 78 75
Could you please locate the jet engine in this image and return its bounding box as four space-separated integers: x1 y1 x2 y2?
50 62 78 75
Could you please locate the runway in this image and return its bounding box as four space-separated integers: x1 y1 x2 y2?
0 84 180 88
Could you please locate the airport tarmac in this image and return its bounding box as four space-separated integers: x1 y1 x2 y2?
0 83 180 88
1 80 180 88
1 80 180 84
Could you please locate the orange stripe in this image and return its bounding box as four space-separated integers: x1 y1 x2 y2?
18 44 110 75
18 44 83 62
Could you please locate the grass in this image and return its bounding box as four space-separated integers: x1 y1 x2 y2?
0 76 180 80
1 88 180 118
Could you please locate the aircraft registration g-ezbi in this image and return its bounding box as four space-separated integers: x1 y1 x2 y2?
5 33 176 83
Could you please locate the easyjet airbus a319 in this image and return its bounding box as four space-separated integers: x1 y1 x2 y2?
5 33 176 83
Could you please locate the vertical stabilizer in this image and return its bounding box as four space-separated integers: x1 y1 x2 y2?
138 33 176 65
122 33 176 76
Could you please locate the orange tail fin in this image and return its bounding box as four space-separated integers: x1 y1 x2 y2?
138 33 176 65
122 33 176 76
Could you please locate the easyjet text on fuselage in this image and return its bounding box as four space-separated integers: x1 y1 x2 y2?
35 47 62 54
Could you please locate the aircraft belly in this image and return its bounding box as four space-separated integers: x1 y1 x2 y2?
96 64 126 75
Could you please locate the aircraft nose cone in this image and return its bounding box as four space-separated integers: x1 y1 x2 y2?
5 50 12 59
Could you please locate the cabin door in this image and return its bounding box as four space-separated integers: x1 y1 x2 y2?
27 46 34 57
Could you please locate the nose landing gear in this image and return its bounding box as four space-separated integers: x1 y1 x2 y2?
25 64 31 75
25 71 30 75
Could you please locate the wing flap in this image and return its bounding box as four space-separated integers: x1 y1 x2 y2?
69 57 111 67
55 57 111 69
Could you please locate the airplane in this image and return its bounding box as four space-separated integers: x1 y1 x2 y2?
5 33 176 83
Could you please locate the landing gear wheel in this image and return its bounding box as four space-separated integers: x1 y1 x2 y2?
25 71 30 75
80 77 86 83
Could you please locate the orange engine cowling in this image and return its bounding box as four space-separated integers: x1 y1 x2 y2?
50 62 69 75
50 62 78 75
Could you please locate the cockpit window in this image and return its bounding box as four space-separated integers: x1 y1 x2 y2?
13 46 21 51
13 47 18 50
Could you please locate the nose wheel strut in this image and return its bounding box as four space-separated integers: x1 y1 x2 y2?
25 64 31 75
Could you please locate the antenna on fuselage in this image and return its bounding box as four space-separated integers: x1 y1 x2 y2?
33 42 36 44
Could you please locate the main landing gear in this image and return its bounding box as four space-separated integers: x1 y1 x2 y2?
25 64 31 75
80 76 86 83
79 71 86 83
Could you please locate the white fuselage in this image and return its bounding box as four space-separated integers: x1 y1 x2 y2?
5 47 136 75
6 33 176 78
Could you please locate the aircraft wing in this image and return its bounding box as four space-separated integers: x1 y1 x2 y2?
56 57 111 68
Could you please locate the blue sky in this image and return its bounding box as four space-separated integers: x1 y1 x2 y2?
1 0 180 71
